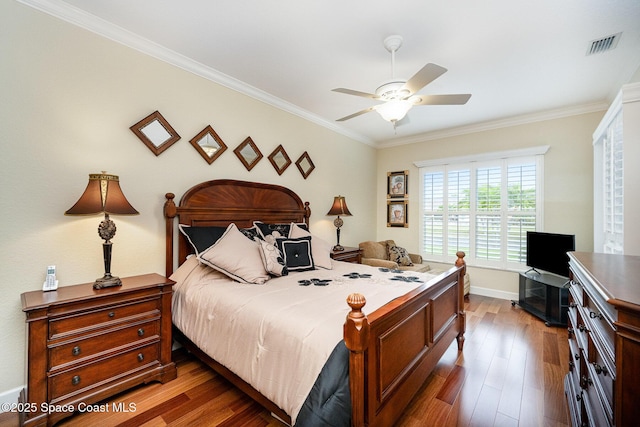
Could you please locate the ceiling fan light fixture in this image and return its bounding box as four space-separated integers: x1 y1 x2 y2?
376 99 412 123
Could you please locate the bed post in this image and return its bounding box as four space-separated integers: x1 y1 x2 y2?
344 293 369 427
304 201 311 226
164 193 176 278
455 251 467 351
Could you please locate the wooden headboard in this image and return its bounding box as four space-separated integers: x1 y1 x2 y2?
163 179 311 277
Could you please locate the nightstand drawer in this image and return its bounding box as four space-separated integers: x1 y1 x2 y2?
49 298 161 341
49 319 160 371
49 342 160 402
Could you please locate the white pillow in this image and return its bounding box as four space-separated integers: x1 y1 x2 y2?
289 223 333 270
198 223 270 284
257 238 287 276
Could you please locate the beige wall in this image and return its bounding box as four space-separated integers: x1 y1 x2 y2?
375 112 604 298
0 2 376 396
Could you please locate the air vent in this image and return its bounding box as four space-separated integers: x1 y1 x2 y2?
587 33 621 55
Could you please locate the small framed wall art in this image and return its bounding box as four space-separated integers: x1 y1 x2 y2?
387 200 408 227
189 125 227 164
130 111 180 156
234 136 263 171
296 151 315 179
387 170 408 198
268 144 292 175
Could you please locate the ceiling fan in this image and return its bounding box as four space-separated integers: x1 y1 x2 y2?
332 35 471 127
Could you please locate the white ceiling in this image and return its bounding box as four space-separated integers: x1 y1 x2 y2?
22 0 640 146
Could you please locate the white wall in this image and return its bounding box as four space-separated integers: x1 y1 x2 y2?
0 2 376 398
375 112 604 298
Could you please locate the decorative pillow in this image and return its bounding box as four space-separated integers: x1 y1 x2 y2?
198 223 270 284
239 225 262 241
289 223 332 269
257 239 287 276
388 245 414 266
179 224 227 255
275 236 315 272
254 221 308 240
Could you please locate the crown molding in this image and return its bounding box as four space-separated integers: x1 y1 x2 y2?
17 0 376 147
377 101 609 149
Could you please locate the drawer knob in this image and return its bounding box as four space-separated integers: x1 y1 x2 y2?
72 375 81 386
589 311 603 320
72 346 81 356
578 324 589 333
108 311 115 318
137 353 144 362
138 328 145 337
569 302 577 309
581 375 593 387
593 363 609 376
574 352 580 361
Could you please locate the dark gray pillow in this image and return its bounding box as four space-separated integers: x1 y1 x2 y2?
276 236 315 271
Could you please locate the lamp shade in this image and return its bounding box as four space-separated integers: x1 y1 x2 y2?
65 173 139 216
376 99 412 123
327 196 352 216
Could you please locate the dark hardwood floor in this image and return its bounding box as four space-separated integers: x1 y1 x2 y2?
0 294 569 426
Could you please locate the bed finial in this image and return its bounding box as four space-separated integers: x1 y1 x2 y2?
344 293 369 427
164 193 176 218
164 193 177 278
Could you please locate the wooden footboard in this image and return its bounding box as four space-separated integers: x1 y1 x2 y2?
345 252 466 427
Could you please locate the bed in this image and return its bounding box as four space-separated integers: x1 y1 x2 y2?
164 179 466 427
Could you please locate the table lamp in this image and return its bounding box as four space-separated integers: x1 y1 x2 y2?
65 172 139 289
326 195 352 251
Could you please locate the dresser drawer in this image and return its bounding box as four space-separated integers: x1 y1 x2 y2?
49 342 160 402
49 298 161 341
582 375 612 427
49 319 160 371
585 354 613 426
567 335 582 387
582 293 615 363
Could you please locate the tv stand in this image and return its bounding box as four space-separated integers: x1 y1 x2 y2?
512 271 569 326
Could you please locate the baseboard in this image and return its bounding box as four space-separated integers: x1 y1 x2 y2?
0 386 22 413
469 285 518 301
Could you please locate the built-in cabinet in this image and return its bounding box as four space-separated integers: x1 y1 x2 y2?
564 252 640 427
592 82 640 256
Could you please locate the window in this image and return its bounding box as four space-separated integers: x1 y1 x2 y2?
601 111 624 254
417 148 545 270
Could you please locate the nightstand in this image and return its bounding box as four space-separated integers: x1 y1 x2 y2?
20 273 177 426
330 246 362 263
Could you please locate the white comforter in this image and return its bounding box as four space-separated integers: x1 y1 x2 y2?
170 257 437 423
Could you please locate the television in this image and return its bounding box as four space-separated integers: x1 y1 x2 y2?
526 231 575 277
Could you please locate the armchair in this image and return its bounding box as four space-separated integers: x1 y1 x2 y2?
358 240 431 273
358 239 471 296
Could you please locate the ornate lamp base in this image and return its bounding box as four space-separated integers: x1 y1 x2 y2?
94 274 122 289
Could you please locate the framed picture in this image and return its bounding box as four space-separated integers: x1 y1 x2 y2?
387 200 408 227
130 111 181 156
387 170 408 198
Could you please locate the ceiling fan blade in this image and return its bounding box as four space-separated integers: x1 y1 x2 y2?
411 94 472 105
332 88 379 99
402 63 448 95
336 106 376 122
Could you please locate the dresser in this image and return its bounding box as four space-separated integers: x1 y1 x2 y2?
565 252 640 427
20 274 177 426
